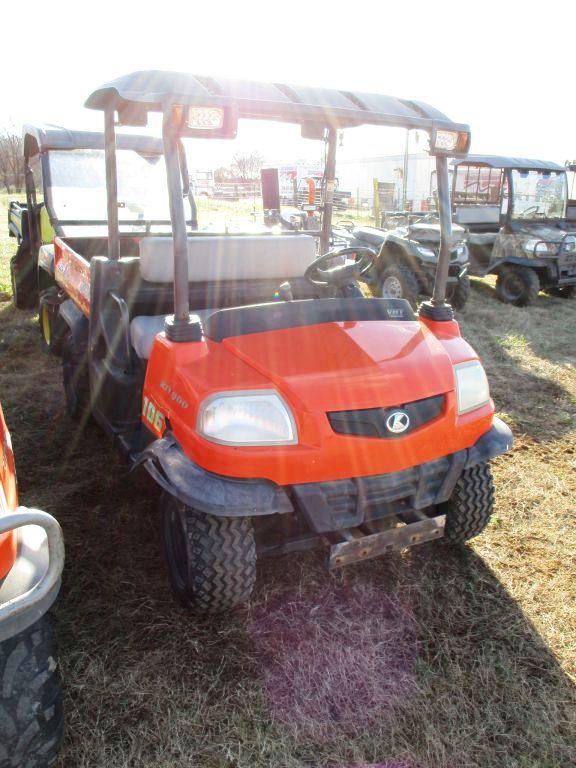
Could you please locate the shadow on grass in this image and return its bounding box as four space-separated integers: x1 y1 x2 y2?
460 283 576 443
468 276 576 366
18 379 571 768
0 281 574 767
6 355 569 768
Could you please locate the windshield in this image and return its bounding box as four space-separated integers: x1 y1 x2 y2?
453 165 503 205
47 149 172 232
511 169 567 221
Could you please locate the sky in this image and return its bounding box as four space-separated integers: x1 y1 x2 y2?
0 0 574 166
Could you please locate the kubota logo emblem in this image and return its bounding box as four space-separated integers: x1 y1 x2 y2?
385 411 410 434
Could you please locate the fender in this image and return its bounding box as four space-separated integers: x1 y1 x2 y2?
465 417 513 468
0 508 64 643
379 236 427 270
134 432 294 517
58 298 88 345
491 255 552 270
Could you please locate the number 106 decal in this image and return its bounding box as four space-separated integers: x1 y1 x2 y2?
142 395 166 436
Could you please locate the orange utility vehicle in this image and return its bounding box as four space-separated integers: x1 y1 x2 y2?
46 72 512 613
0 403 64 765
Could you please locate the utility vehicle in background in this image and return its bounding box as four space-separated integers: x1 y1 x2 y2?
47 71 512 614
452 155 576 304
0 402 64 766
566 163 576 223
335 214 471 309
8 125 170 351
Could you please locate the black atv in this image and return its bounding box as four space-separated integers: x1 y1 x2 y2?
338 213 471 310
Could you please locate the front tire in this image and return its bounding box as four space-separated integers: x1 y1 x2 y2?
440 462 495 543
161 493 256 614
0 615 63 768
496 266 540 306
377 263 420 308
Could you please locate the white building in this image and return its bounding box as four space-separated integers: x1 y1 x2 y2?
335 152 436 210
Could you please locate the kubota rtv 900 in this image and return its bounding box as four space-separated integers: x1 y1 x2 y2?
44 71 512 613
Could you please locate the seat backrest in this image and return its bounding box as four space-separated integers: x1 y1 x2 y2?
454 205 501 226
139 234 316 283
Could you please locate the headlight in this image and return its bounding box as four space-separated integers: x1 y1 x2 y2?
417 246 436 259
187 106 224 130
431 129 470 154
198 390 297 446
563 236 576 252
454 361 490 414
433 130 458 151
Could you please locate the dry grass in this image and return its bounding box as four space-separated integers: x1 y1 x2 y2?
0 192 575 768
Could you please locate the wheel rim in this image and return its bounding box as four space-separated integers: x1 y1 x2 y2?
501 273 525 301
164 500 189 591
381 275 403 298
41 305 51 345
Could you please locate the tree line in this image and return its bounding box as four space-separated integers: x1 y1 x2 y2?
0 129 24 193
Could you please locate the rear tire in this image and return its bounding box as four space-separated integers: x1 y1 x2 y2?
377 263 420 308
496 266 540 306
446 274 471 311
161 493 256 614
0 615 63 768
440 462 495 543
62 332 91 422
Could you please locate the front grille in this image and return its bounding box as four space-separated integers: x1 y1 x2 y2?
328 394 445 439
292 452 463 533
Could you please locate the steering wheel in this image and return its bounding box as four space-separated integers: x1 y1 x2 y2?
305 247 376 287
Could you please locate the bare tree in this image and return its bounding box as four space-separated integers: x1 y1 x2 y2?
214 165 234 183
231 151 264 182
0 129 24 193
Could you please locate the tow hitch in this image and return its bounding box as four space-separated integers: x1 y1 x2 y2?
325 511 446 569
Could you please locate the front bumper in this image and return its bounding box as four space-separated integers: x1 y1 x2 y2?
293 417 512 533
0 508 64 642
139 418 513 531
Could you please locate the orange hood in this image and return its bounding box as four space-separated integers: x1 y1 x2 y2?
221 320 455 412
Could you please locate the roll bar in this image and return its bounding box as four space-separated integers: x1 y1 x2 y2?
87 71 472 334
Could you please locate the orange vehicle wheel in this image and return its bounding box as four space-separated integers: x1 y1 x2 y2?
440 461 495 543
160 493 256 614
0 615 63 767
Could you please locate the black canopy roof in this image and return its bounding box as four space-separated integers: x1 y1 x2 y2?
452 154 564 172
84 70 470 135
23 124 163 156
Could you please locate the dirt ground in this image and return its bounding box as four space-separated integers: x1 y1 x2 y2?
1 195 575 767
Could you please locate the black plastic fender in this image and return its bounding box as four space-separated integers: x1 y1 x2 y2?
465 416 513 468
134 432 294 517
58 298 88 345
